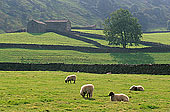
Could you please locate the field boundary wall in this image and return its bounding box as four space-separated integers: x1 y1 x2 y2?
0 63 170 75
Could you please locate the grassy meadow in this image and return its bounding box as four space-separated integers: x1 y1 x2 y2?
72 29 104 35
1 48 170 64
0 32 95 47
1 31 170 111
0 71 170 111
0 31 170 64
73 29 170 45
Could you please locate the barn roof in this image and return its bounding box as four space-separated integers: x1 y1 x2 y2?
32 20 46 25
45 20 70 23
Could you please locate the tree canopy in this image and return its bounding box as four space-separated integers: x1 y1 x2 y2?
103 8 143 48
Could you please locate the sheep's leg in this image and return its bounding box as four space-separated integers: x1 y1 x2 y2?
86 93 89 98
74 80 75 83
88 90 92 98
89 93 92 98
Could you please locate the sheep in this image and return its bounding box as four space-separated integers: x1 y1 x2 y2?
65 75 76 83
106 72 112 74
108 92 129 102
80 84 94 98
130 85 144 91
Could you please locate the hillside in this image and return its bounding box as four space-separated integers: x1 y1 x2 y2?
0 0 170 32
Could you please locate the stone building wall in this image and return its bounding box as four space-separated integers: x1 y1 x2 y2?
27 19 71 33
45 20 71 32
27 20 46 33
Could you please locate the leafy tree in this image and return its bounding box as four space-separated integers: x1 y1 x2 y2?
167 20 170 30
104 9 143 48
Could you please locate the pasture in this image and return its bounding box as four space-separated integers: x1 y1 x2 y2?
0 32 95 47
1 48 170 64
73 29 170 45
1 31 170 64
0 71 170 111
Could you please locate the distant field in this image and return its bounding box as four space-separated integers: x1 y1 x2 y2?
1 31 170 64
1 48 170 64
0 32 96 47
143 33 170 45
0 71 170 111
80 35 149 48
0 32 149 49
73 29 170 45
72 29 104 35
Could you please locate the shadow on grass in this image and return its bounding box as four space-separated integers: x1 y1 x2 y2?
110 52 155 64
29 33 45 35
84 98 95 100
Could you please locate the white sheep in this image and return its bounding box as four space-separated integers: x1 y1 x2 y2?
80 84 94 98
108 92 129 102
130 85 144 91
65 75 76 83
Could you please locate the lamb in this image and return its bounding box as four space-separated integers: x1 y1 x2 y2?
80 84 94 98
108 92 129 102
130 85 144 91
65 75 76 83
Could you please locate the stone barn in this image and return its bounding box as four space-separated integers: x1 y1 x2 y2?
27 20 46 33
45 20 71 32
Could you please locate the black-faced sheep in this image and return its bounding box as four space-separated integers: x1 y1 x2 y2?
108 92 129 102
80 84 94 98
130 85 144 91
65 75 76 83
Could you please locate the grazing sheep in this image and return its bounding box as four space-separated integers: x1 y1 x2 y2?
106 72 112 74
80 84 94 98
108 92 129 102
130 85 144 91
65 75 76 83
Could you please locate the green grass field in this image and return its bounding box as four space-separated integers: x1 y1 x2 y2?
1 31 170 64
1 48 170 64
0 71 170 111
1 31 170 111
0 32 95 47
73 29 170 45
72 29 104 35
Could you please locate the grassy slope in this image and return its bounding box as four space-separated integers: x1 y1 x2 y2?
0 32 95 47
143 33 170 45
72 29 104 35
0 71 170 111
1 48 170 64
0 0 98 31
73 29 170 45
1 0 170 32
1 32 170 64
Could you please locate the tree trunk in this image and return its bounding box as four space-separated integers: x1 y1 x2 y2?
122 31 127 48
123 43 126 48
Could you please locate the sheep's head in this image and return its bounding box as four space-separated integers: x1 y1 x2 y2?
80 92 86 97
134 87 138 91
108 92 115 96
130 85 135 90
65 80 68 83
65 77 70 83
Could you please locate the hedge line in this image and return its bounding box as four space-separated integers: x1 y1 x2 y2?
0 63 170 75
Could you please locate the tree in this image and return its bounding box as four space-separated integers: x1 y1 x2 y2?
103 9 143 48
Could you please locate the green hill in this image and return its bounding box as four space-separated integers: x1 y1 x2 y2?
0 0 170 33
